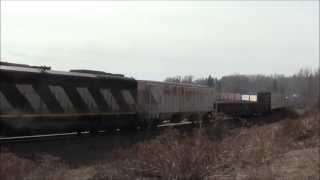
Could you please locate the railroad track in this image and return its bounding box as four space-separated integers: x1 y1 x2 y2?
0 109 295 144
0 121 197 144
0 132 94 144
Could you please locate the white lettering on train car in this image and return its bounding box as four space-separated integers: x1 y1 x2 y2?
241 95 257 102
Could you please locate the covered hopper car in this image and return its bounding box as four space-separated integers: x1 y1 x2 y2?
137 80 217 125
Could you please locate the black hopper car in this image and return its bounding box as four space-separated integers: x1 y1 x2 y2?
0 62 288 136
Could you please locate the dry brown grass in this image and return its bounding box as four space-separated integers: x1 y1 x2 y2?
92 130 227 180
215 111 320 179
1 111 319 180
0 151 70 180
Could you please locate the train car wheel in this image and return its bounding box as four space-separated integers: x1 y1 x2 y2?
171 113 182 123
189 113 200 123
202 112 212 124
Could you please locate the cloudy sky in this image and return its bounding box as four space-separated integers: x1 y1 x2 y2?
1 1 319 80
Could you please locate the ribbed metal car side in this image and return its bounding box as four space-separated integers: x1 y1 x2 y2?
137 80 216 122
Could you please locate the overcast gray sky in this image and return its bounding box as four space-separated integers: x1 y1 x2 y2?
1 1 319 80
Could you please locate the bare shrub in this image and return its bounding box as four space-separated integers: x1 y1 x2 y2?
240 165 275 180
114 130 224 180
0 151 36 180
280 112 319 143
217 125 285 179
27 154 69 180
89 163 126 180
282 119 310 141
205 126 227 141
0 151 70 180
1 113 318 180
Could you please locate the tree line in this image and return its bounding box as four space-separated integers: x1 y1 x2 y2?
165 68 319 106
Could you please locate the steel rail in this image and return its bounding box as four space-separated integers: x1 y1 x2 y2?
0 121 197 144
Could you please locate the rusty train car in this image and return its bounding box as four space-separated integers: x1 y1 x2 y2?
0 63 287 136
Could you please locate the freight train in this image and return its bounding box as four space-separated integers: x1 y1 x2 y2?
0 62 287 136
